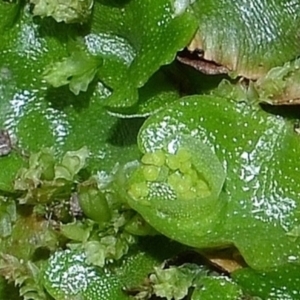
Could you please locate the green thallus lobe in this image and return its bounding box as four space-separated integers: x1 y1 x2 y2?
124 135 226 249
43 249 127 300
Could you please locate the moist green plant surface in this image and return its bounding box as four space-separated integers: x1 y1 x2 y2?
1 1 300 299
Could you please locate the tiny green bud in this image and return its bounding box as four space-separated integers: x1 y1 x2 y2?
167 172 182 190
166 154 180 170
181 174 193 189
168 173 193 195
78 187 111 226
128 182 149 199
179 160 192 174
141 150 166 166
185 168 198 181
176 148 191 163
196 180 211 198
142 165 160 181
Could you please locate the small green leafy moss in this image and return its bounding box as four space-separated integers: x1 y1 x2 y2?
134 261 244 300
43 41 102 95
214 57 300 105
149 263 208 300
83 231 136 268
0 255 48 300
14 147 89 204
0 198 16 238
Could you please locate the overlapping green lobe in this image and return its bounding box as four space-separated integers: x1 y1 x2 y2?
1 1 300 299
0 0 194 192
42 0 196 108
42 237 186 300
124 95 300 270
191 0 300 79
0 5 143 192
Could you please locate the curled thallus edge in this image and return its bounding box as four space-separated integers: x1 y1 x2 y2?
115 134 228 248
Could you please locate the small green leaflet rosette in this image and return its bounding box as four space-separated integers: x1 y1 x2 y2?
129 95 300 270
43 42 102 95
14 147 89 204
122 135 226 248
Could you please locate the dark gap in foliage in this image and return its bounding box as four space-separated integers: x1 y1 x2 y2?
107 117 145 146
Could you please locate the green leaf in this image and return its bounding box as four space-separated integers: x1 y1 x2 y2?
133 94 300 270
106 69 181 118
59 146 89 179
30 0 94 23
232 264 300 299
42 249 130 300
84 232 136 267
61 221 92 242
0 0 21 31
43 42 102 95
192 276 243 300
84 0 197 108
121 134 226 251
0 8 141 192
191 0 300 79
77 186 111 227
